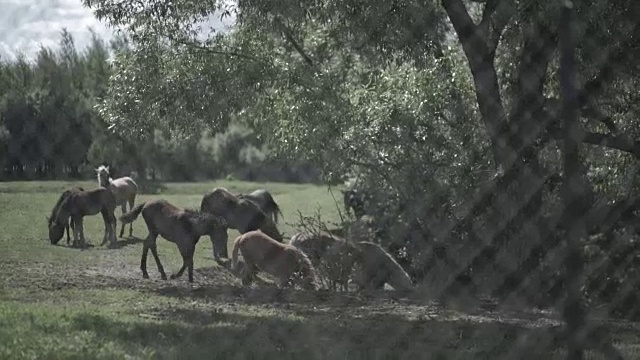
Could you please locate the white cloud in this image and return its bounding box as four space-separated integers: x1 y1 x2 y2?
0 0 114 61
0 0 237 62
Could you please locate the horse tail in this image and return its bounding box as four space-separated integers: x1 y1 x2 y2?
120 202 145 224
295 249 318 290
273 202 284 224
268 196 284 224
231 234 243 273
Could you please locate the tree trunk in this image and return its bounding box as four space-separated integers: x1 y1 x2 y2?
559 4 586 359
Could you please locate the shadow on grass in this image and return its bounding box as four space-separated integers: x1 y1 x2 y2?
111 236 145 249
68 305 567 359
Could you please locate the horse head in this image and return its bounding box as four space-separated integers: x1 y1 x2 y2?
95 165 111 187
48 220 65 244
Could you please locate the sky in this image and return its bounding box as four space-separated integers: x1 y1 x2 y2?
0 0 235 62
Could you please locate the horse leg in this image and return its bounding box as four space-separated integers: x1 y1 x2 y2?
143 233 166 280
140 240 150 279
65 220 71 245
241 262 257 286
127 197 135 237
71 217 80 248
171 241 195 282
101 209 118 248
75 217 86 249
211 228 229 260
119 202 127 238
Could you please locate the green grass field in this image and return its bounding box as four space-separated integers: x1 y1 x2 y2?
0 180 639 359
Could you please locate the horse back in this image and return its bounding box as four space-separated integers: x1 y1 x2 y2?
109 176 138 197
238 230 302 275
141 200 198 243
71 188 116 215
201 187 238 215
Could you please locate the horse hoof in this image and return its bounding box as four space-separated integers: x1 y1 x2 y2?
169 274 178 280
161 275 168 280
142 274 149 279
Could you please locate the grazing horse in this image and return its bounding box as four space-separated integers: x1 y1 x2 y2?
352 241 414 292
231 230 317 290
47 186 84 245
289 230 360 291
200 187 283 260
96 165 138 238
48 188 118 248
342 189 367 218
238 189 284 224
119 199 226 283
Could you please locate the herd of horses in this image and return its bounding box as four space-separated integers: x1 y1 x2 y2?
45 166 414 293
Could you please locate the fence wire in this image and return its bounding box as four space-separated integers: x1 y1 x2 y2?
3 0 640 359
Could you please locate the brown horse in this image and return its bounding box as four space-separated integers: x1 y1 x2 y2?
119 199 227 283
48 187 117 248
231 230 317 290
238 189 284 224
352 241 414 292
200 187 283 260
289 230 360 291
96 165 138 238
47 186 84 245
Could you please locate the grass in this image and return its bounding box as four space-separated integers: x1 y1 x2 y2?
0 179 639 359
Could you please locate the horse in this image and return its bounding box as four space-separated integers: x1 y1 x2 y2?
48 187 117 249
47 186 84 245
231 230 318 290
119 199 227 283
342 189 367 218
200 187 283 260
237 189 284 224
96 165 138 238
289 230 360 291
351 241 414 292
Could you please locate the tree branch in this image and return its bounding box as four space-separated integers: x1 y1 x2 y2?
478 0 515 54
166 34 267 64
442 0 478 46
580 132 640 159
274 18 315 67
487 0 515 53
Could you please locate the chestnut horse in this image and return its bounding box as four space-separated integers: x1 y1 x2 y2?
231 230 317 290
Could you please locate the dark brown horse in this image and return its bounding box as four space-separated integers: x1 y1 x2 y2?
238 189 284 224
119 199 226 283
289 230 360 291
200 187 283 260
47 186 84 245
48 187 117 248
231 230 317 290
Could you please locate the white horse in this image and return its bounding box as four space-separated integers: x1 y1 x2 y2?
96 165 139 238
237 189 284 224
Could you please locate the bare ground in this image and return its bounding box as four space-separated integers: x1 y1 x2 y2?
2 243 639 359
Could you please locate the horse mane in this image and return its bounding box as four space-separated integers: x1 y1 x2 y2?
49 190 72 225
183 207 227 228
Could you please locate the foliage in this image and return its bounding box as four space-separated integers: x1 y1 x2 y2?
0 29 318 182
81 0 640 326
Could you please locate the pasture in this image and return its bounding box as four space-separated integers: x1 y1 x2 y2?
1 180 639 359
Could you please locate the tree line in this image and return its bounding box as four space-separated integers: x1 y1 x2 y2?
0 29 320 183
